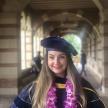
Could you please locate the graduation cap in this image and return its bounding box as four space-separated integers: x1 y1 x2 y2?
41 36 77 56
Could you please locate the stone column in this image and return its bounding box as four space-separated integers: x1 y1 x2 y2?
0 0 21 107
103 9 108 97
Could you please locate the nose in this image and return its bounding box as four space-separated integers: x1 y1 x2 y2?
54 57 60 64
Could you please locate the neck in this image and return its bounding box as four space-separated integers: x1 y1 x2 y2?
55 73 66 78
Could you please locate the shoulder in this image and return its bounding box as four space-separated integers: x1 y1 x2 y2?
10 81 36 108
18 81 36 102
81 78 105 108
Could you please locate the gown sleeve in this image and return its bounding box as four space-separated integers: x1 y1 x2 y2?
81 78 105 108
10 82 35 108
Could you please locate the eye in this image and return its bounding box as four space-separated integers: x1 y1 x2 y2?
60 56 65 58
48 55 54 59
59 55 66 59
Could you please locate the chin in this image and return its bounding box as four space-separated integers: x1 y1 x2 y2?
53 70 64 75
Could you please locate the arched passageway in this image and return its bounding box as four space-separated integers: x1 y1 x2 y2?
0 0 108 107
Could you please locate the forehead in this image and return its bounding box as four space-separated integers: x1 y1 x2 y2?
48 50 66 55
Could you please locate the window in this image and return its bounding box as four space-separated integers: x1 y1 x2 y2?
20 12 32 69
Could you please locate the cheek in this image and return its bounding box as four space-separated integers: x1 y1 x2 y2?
48 59 52 67
63 61 68 68
61 59 67 65
63 60 68 70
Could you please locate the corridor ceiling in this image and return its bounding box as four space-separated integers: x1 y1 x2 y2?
1 0 108 37
27 0 101 37
30 0 96 10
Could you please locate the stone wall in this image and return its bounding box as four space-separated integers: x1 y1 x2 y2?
103 9 108 97
0 0 21 107
0 12 20 96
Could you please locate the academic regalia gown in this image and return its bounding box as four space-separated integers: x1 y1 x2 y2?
10 77 105 108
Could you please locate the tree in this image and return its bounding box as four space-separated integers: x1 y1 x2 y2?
63 34 81 54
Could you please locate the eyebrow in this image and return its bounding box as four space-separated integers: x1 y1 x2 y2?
48 54 54 56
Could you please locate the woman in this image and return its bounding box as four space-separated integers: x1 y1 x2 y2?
10 36 105 108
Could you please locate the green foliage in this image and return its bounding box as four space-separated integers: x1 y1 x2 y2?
63 34 81 54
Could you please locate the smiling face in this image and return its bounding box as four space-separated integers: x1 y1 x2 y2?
48 50 68 77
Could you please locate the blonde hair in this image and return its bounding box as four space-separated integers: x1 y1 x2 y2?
32 53 86 108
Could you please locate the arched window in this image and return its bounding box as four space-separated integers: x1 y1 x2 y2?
20 12 32 69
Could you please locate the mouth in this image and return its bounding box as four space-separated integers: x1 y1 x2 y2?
53 66 61 69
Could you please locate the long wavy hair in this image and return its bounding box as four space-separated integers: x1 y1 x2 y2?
32 52 86 108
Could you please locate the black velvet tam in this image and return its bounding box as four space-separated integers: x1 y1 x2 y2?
41 36 77 56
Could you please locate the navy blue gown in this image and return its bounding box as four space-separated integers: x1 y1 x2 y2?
10 77 105 108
